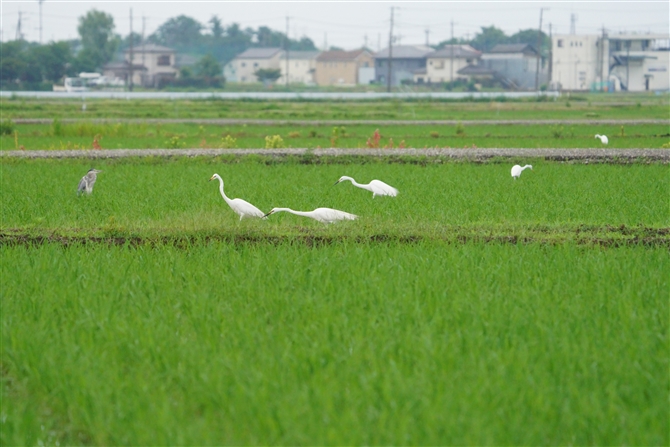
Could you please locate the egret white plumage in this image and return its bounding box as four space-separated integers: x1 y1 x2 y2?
334 176 398 198
595 134 608 144
77 168 102 195
263 207 358 224
209 174 265 220
511 164 532 179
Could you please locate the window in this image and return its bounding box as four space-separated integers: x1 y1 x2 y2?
557 39 563 48
254 62 258 67
157 55 170 66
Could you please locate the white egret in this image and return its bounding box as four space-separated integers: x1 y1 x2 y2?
595 134 608 144
511 164 532 179
263 207 358 224
209 174 265 220
334 176 398 198
77 168 102 195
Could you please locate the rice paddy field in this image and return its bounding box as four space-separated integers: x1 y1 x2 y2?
1 95 669 445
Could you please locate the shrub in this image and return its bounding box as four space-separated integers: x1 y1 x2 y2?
265 135 284 149
455 122 465 136
220 135 237 149
429 131 439 138
0 120 15 135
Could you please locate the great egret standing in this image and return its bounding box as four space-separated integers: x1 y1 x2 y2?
209 174 265 220
77 168 102 195
263 207 358 224
334 176 398 198
511 164 532 179
595 134 608 144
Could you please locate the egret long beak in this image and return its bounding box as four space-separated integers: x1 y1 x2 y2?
208 176 215 181
333 180 341 186
263 211 273 218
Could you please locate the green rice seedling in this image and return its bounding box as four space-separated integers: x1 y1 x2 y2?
1 241 667 445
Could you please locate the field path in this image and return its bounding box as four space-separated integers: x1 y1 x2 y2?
10 118 670 126
3 148 669 162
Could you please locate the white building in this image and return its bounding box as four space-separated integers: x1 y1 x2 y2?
552 33 669 92
278 51 321 85
416 45 481 84
224 48 284 84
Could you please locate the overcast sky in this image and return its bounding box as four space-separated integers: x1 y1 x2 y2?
1 1 668 49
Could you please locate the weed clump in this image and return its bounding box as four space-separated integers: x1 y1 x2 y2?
0 120 15 135
220 135 237 149
265 135 284 149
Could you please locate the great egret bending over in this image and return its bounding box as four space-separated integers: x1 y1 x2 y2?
595 134 608 144
263 207 358 224
334 176 398 198
209 174 265 220
77 168 102 195
511 164 532 179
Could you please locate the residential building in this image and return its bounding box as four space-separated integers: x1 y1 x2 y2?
481 43 548 90
314 49 374 86
120 44 178 87
224 48 284 84
278 51 321 85
552 33 669 91
415 45 482 83
374 45 433 86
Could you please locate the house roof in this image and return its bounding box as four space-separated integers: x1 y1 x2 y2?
374 45 433 59
457 64 495 75
102 61 148 71
428 45 481 59
235 48 284 59
124 43 174 54
488 43 538 54
316 49 371 62
286 51 321 60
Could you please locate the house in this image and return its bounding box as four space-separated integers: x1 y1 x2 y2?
415 45 482 84
481 43 548 90
278 51 321 85
125 44 178 87
552 33 670 91
101 61 147 87
374 45 433 86
224 48 284 83
314 49 374 86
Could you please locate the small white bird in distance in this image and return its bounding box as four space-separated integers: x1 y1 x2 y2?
511 164 533 179
77 168 102 195
209 174 266 220
595 134 609 144
334 176 398 198
263 207 358 224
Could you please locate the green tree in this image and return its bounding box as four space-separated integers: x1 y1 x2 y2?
509 28 550 54
254 68 281 84
209 15 224 39
0 41 27 82
195 54 222 78
470 26 509 52
31 41 72 82
150 15 203 47
76 10 117 69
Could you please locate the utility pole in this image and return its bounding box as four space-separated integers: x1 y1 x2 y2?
141 15 146 87
285 16 290 88
625 39 630 91
548 23 553 84
386 7 395 92
425 28 429 47
15 11 22 41
450 19 454 85
38 0 44 43
570 13 577 35
600 25 607 92
129 8 134 92
535 8 547 91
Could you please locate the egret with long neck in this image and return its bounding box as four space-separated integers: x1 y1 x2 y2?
334 176 398 198
263 207 358 224
511 164 532 179
209 174 265 220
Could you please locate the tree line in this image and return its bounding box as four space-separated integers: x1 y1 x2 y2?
0 9 548 89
